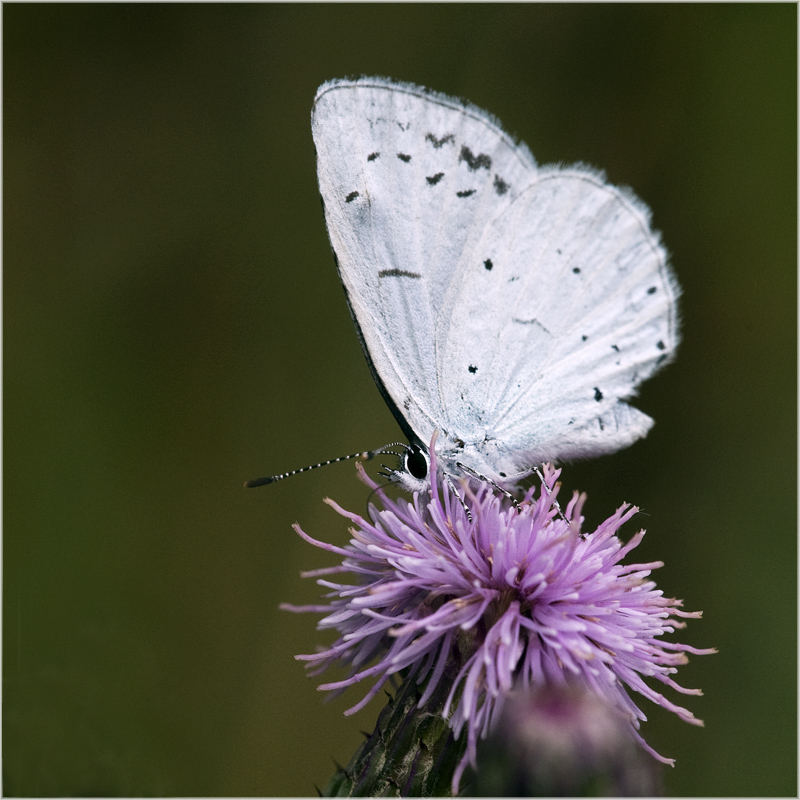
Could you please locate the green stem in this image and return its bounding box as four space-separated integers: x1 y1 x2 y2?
322 672 467 797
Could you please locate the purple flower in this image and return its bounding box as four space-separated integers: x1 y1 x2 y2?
283 440 714 793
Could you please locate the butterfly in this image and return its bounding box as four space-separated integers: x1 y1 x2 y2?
295 77 679 494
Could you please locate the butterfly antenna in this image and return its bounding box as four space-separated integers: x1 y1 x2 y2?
374 444 412 479
244 444 408 488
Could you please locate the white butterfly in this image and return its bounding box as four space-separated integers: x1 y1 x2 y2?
312 77 680 492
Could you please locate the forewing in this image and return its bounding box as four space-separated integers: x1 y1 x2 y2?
438 167 679 472
311 77 537 443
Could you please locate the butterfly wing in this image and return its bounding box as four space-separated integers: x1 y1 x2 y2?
437 167 680 479
312 77 538 445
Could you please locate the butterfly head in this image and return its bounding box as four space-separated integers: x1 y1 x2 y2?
385 432 495 493
386 442 431 493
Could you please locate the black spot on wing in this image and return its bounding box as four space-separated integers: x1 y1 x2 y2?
367 152 379 162
459 145 492 171
345 191 359 203
468 365 478 374
594 387 603 402
397 153 411 163
457 189 476 198
378 269 422 279
582 335 588 341
427 172 444 186
513 318 551 334
493 174 510 195
647 286 658 294
611 344 620 352
572 267 581 274
656 340 666 350
484 258 493 271
426 133 454 148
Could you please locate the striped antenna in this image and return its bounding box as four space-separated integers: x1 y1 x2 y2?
244 443 409 488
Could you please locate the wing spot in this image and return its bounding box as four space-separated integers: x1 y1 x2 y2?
493 174 510 195
425 133 454 148
459 145 492 171
426 172 444 186
513 318 551 334
572 267 581 274
582 335 588 341
397 153 411 163
647 286 658 294
468 365 478 374
656 340 666 350
345 191 359 203
367 152 379 162
484 258 493 271
457 189 476 198
611 344 620 352
378 269 422 279
594 387 603 402
508 276 519 282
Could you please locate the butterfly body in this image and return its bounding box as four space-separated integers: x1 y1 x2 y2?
312 78 679 489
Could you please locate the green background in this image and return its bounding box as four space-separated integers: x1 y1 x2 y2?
4 4 796 796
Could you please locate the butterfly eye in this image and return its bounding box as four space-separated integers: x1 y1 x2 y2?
404 446 429 481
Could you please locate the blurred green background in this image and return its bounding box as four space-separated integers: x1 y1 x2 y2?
4 4 796 797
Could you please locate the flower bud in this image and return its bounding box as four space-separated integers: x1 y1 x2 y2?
472 685 661 797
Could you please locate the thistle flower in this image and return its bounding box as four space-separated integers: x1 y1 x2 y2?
283 442 714 794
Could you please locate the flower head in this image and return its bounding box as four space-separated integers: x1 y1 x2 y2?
283 441 714 793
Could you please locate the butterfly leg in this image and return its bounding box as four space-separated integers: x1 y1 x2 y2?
445 473 473 524
454 461 521 512
532 465 582 534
